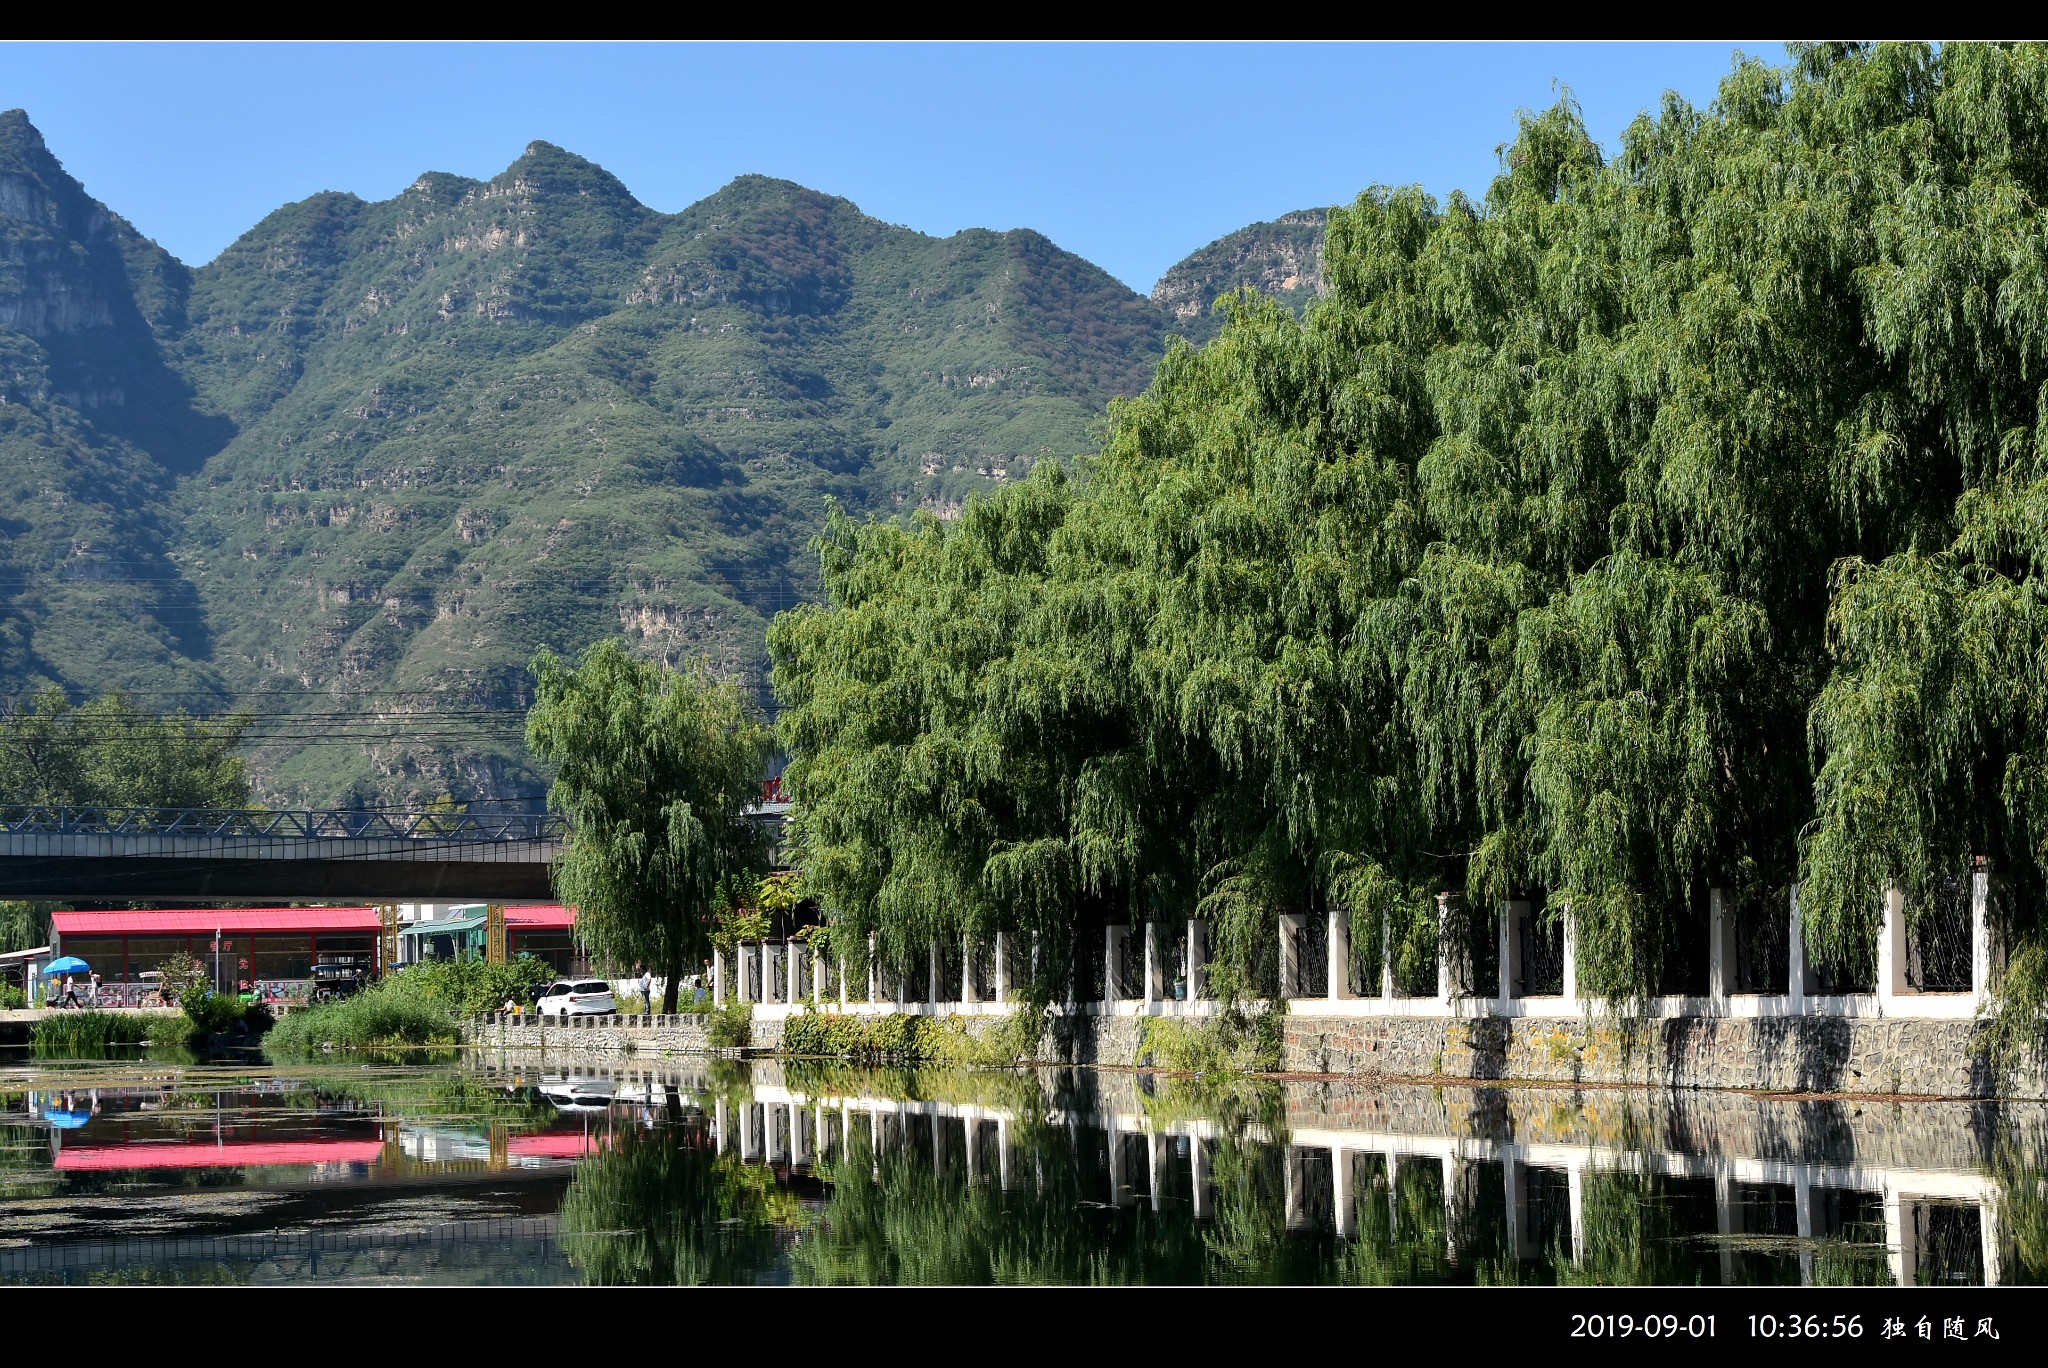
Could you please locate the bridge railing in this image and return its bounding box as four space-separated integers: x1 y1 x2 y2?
0 806 572 842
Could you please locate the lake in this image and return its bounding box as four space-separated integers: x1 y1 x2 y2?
0 1052 2035 1286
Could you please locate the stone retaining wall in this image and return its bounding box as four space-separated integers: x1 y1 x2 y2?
1282 1014 2045 1099
462 1008 2045 1099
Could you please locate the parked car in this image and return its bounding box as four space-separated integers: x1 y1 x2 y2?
539 1076 615 1111
537 980 617 1017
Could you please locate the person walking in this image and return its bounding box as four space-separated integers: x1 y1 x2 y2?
639 967 654 1015
88 971 100 1006
56 975 79 1009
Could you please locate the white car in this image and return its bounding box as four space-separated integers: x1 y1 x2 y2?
537 979 617 1017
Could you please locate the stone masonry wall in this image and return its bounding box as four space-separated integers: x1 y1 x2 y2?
463 1008 2046 1100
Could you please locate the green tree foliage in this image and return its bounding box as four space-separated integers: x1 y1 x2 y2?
527 640 774 1012
771 43 2048 1031
558 1123 782 1285
0 686 251 807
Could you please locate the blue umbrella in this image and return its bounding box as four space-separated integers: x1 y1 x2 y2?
42 957 89 976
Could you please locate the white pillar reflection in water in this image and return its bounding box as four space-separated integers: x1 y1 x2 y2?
1884 1189 1911 1287
1503 1160 1531 1259
1982 1194 2005 1286
738 1100 757 1162
997 1117 1013 1190
789 1102 807 1166
1108 1120 1127 1207
1149 1132 1166 1213
1443 1155 1460 1264
1566 1162 1587 1265
714 1097 729 1156
1192 1138 1212 1220
1333 1148 1355 1238
1715 1170 1739 1285
1794 1172 1816 1286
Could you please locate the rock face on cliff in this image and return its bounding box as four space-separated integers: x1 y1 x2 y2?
1150 209 1326 343
0 110 1328 805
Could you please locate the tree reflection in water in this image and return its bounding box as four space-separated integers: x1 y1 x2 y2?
557 1095 782 1286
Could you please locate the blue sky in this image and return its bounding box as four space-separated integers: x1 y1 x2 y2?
6 41 1781 292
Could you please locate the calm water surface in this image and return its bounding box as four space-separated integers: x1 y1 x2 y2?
0 1052 2039 1285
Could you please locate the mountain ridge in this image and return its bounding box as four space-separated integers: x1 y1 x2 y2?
0 110 1335 806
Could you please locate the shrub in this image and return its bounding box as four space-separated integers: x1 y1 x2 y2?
778 1010 1035 1065
31 1011 155 1053
706 1001 753 1049
395 954 554 1016
181 990 272 1039
0 982 24 1010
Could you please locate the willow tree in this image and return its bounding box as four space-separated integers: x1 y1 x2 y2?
527 641 773 1012
772 41 2048 1035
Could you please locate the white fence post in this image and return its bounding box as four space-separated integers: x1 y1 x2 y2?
1499 900 1528 1012
1278 913 1303 999
1142 922 1159 1008
713 948 726 1007
1561 908 1578 1005
1328 905 1352 1001
1708 887 1736 1004
1879 884 1909 1009
993 931 1009 1005
1188 918 1208 1000
1788 885 1811 1009
1973 859 2004 1011
962 933 978 1005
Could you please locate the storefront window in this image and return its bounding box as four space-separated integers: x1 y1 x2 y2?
60 937 126 981
126 938 191 983
512 932 575 973
252 935 313 982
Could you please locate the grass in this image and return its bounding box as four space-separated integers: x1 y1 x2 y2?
263 981 460 1055
30 1012 160 1054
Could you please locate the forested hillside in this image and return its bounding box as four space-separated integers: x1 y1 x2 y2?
0 112 1283 806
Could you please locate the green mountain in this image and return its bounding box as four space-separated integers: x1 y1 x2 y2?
0 111 1313 806
1149 209 1325 342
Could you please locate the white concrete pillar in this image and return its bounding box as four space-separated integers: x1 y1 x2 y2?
929 939 941 1007
838 951 849 1009
1709 887 1736 1004
994 931 1009 1005
1437 893 1469 1006
1104 925 1122 1003
1788 886 1812 1009
1333 1148 1356 1237
1192 1138 1212 1220
1879 884 1910 1008
1278 913 1303 998
1329 906 1352 1001
962 934 978 1004
895 947 908 1011
787 940 801 1007
1500 900 1529 1011
1973 862 2004 1010
713 948 727 1007
867 934 879 1006
1561 908 1578 1005
1381 910 1395 1001
1188 919 1209 1000
1143 922 1161 1007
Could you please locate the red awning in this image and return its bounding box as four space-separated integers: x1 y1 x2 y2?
505 905 574 930
53 908 382 935
52 905 573 935
54 1139 385 1170
507 1131 608 1158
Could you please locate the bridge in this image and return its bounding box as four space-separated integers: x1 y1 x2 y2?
0 807 568 902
